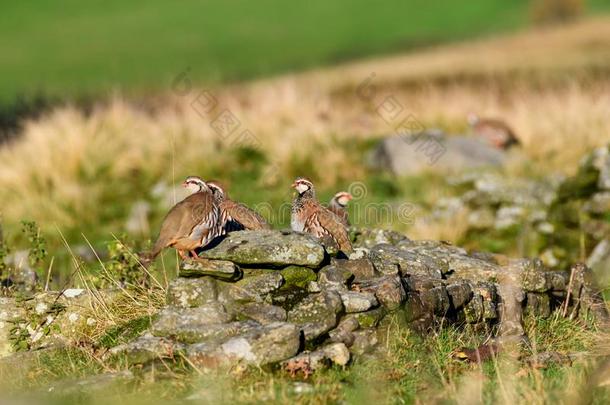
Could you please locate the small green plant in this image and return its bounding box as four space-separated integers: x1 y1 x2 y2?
104 237 147 288
21 220 47 273
0 226 9 279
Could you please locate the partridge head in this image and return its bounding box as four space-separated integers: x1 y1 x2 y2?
328 191 352 227
291 177 353 255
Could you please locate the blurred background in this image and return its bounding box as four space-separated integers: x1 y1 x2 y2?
1 0 610 403
2 0 610 278
1 0 609 264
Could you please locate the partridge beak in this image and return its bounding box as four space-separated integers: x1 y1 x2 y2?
181 181 188 188
346 194 353 201
291 181 297 189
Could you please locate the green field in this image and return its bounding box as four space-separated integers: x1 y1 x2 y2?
6 0 610 103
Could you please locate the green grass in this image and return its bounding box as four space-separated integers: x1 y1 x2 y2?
1 311 607 404
0 0 586 104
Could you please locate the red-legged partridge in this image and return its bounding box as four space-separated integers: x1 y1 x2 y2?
328 191 352 227
145 177 221 262
468 113 520 150
206 180 271 232
291 177 353 254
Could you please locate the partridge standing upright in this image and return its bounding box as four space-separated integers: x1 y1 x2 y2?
468 113 520 150
205 180 271 232
328 191 352 227
145 177 221 262
291 177 353 254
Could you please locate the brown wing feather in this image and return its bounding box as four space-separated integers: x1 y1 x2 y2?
328 205 349 227
304 208 352 254
221 200 270 230
149 192 217 258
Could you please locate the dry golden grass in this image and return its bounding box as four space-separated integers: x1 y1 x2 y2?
1 17 610 234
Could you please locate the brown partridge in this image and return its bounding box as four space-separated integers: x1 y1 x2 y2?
328 191 352 227
145 177 221 262
205 180 271 232
468 113 520 150
291 177 353 255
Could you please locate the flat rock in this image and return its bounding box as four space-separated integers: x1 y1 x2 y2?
225 272 284 302
350 329 379 355
187 322 300 367
151 304 256 344
369 244 446 278
339 291 378 313
234 302 287 325
283 342 350 371
370 133 507 176
318 265 354 290
199 230 325 267
220 322 300 365
332 257 376 281
109 335 184 364
356 275 406 311
351 228 409 249
166 277 217 308
328 317 359 346
179 259 241 280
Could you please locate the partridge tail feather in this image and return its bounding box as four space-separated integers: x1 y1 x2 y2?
141 237 169 266
336 232 353 255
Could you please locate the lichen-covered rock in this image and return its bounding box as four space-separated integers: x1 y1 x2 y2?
199 230 325 267
280 266 317 289
462 294 484 324
368 244 445 278
328 317 359 346
225 272 283 302
351 228 409 249
444 255 501 282
446 282 473 309
0 297 27 357
338 291 378 313
179 259 241 280
234 302 287 325
166 277 217 308
151 304 256 344
220 322 300 365
565 263 609 322
525 293 551 318
287 291 343 341
187 322 300 368
347 307 386 329
510 258 552 292
420 286 451 316
109 334 185 364
318 265 354 290
475 283 498 320
356 275 406 310
350 329 379 355
283 342 350 372
332 257 376 281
